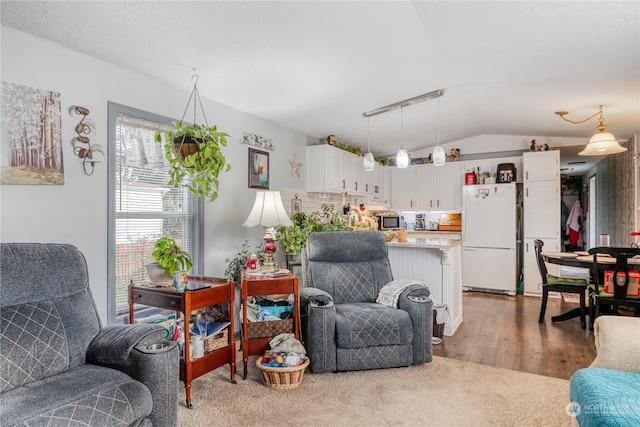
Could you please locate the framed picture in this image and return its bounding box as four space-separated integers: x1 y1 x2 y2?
291 198 302 216
248 148 269 189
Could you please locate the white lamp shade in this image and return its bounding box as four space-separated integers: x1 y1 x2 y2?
243 191 293 228
433 145 446 166
578 132 627 156
363 152 375 171
396 147 409 168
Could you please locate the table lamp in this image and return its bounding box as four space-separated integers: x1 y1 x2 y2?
242 190 292 271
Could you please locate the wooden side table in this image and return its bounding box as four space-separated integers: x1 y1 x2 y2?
241 271 299 379
128 277 236 409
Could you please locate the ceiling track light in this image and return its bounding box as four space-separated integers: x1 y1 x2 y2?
555 105 626 156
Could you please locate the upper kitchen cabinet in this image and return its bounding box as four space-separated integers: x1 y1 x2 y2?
306 144 386 199
391 165 417 210
391 162 462 211
307 145 344 193
523 150 559 182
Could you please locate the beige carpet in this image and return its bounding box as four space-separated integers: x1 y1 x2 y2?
178 356 572 426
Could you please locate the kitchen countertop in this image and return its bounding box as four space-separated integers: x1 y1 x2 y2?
387 238 462 249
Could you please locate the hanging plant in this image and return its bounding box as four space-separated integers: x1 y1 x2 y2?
154 75 231 202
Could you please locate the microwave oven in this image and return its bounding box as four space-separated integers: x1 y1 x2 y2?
377 215 401 231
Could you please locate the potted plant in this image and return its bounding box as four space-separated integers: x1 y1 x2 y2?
275 212 312 257
146 237 193 284
224 241 265 287
155 122 232 202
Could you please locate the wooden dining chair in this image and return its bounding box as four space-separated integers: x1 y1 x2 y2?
588 247 640 325
535 239 590 329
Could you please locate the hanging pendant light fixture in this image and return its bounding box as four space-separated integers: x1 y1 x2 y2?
363 117 375 171
432 95 445 166
555 105 626 156
396 106 409 168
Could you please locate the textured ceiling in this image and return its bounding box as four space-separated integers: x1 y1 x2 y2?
2 1 639 174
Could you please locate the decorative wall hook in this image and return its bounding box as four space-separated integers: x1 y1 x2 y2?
240 132 275 150
69 105 104 175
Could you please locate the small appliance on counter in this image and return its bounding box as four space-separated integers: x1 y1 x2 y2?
496 163 516 183
428 221 439 231
376 214 402 231
415 214 426 231
438 214 462 231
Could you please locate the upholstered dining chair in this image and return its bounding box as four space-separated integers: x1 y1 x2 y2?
299 230 434 373
588 246 640 324
535 239 590 329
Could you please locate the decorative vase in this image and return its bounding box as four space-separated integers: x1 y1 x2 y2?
174 270 188 291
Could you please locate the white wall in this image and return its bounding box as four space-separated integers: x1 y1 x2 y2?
0 27 308 323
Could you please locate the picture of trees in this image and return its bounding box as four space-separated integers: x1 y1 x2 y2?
1 81 64 184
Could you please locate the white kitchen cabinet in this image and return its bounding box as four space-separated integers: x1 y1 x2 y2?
416 163 462 211
391 165 417 210
523 150 559 182
524 180 560 238
523 237 560 295
365 165 386 202
306 145 344 193
435 162 462 211
522 150 561 296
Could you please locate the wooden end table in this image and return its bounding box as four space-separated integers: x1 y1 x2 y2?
241 270 299 379
128 277 236 409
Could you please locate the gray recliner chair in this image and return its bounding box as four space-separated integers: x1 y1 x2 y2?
300 230 433 373
1 243 179 426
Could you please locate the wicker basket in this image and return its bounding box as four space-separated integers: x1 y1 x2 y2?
204 328 228 352
247 318 293 338
256 356 309 389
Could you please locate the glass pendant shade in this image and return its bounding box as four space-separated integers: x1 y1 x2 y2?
396 146 409 168
363 152 375 171
578 132 627 156
433 145 445 166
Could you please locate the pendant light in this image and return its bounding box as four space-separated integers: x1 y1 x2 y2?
363 117 375 171
432 95 445 166
555 105 627 156
396 106 409 168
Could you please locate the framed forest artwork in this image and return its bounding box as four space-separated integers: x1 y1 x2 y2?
1 81 64 185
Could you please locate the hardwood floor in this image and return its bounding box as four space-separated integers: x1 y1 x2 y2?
432 291 596 380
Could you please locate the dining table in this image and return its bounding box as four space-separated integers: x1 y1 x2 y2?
541 250 640 325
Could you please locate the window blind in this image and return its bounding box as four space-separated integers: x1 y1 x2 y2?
114 113 194 311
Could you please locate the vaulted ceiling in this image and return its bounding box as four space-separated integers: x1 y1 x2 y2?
2 1 639 175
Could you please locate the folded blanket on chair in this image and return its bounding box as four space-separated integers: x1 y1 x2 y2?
376 279 429 308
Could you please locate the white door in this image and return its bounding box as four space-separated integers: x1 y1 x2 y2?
524 180 560 239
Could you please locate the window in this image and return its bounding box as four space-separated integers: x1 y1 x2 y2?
107 103 202 323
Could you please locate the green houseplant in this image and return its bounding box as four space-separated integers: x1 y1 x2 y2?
151 237 193 275
155 122 231 202
275 206 350 256
224 240 265 287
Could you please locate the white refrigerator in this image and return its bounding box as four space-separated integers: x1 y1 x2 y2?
462 183 517 295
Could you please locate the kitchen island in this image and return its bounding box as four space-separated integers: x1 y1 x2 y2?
387 238 462 336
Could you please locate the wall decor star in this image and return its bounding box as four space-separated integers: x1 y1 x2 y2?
289 154 302 178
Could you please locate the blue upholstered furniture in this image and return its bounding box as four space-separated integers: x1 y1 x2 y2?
1 243 179 426
299 230 434 373
569 316 640 426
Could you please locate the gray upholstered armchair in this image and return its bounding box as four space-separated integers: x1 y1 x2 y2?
1 243 179 426
300 230 433 373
